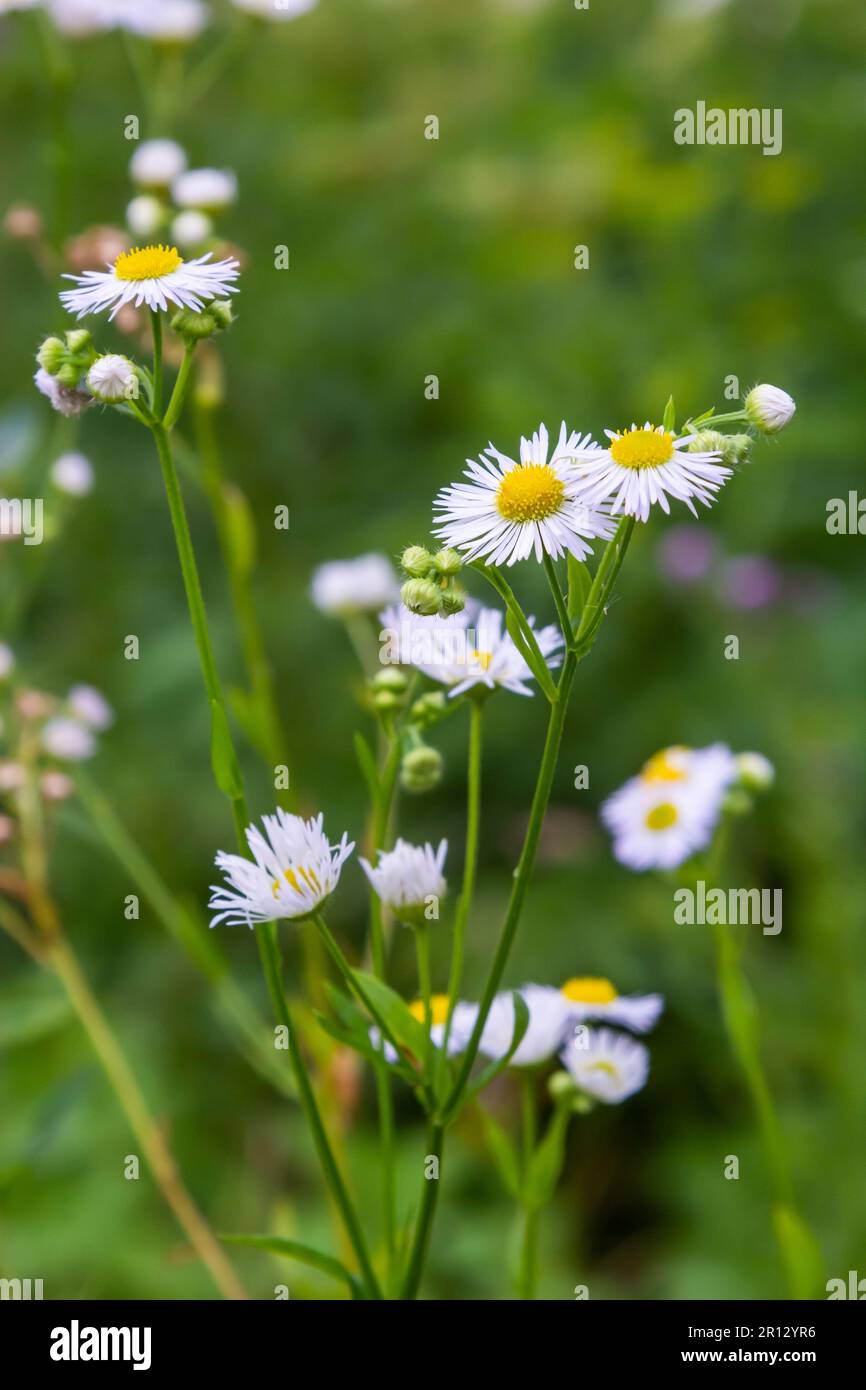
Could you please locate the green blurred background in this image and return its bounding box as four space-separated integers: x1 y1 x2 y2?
1 0 865 1299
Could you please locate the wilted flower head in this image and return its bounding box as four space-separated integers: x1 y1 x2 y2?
359 839 447 927
209 810 354 927
34 367 93 418
311 552 400 617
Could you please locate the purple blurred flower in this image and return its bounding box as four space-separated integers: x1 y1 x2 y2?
718 555 783 610
656 524 718 584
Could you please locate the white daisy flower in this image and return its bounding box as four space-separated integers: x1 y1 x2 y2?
371 994 462 1065
47 0 121 37
379 601 562 698
87 354 138 403
433 422 615 567
126 195 165 239
67 684 113 730
129 139 187 189
559 977 664 1034
450 985 575 1068
744 384 796 435
41 717 96 761
34 367 93 417
311 552 400 617
231 0 318 19
560 1026 649 1104
1 1 39 13
172 168 237 212
51 451 94 496
170 210 213 249
61 244 240 320
209 810 354 927
360 838 447 927
570 422 732 523
602 743 736 872
120 0 208 42
0 643 14 680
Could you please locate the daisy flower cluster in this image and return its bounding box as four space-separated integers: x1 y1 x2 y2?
0 659 113 842
602 742 775 872
126 139 239 259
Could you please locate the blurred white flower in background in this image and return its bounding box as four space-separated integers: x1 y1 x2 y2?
51 452 95 497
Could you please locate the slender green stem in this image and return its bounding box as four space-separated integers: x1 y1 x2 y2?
517 1071 539 1299
401 1122 445 1300
543 554 574 647
254 922 382 1301
517 1207 540 1301
443 697 484 1052
151 312 164 418
415 923 434 1083
163 342 195 432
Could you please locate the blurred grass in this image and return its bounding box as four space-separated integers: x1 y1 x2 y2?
1 0 865 1298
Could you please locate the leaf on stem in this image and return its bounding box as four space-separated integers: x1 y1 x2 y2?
505 609 558 703
478 1106 522 1199
221 1234 364 1298
455 990 531 1114
353 732 381 806
210 699 243 801
566 554 592 623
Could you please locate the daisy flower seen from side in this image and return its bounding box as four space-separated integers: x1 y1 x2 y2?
560 1026 650 1104
311 553 400 617
450 985 575 1068
570 423 732 523
60 244 240 320
433 422 615 567
359 838 447 927
209 810 354 927
559 977 664 1034
379 601 562 698
371 994 463 1065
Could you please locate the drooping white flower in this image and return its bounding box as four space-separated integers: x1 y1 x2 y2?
172 168 237 211
378 601 562 698
61 245 240 320
744 384 796 435
129 139 187 189
559 977 664 1034
120 0 209 42
231 0 318 19
601 743 737 872
170 210 213 249
434 422 615 566
87 354 138 403
570 423 732 523
41 717 96 761
67 684 113 730
126 195 165 239
34 367 93 417
359 838 447 926
450 985 575 1068
311 552 400 617
209 810 354 927
51 451 94 496
0 643 14 680
560 1026 649 1103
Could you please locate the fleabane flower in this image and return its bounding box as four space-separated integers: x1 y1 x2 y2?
570 422 732 523
744 384 796 435
450 985 575 1068
41 717 96 761
172 168 237 212
67 684 113 730
87 354 138 403
359 838 447 927
311 552 400 617
560 1026 649 1104
51 451 94 496
209 810 354 927
434 422 615 567
129 139 187 189
120 0 208 42
231 0 318 19
560 977 664 1034
34 367 93 417
379 601 562 698
61 244 240 320
602 742 737 871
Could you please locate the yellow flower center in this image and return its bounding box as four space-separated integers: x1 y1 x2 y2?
641 746 689 783
561 976 618 1005
609 427 675 470
645 802 679 831
409 995 451 1028
472 649 493 671
496 464 565 523
114 245 183 281
272 864 322 900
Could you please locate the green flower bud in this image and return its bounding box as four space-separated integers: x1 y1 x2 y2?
744 384 796 435
432 547 461 577
372 667 409 694
439 584 466 616
410 690 447 728
721 787 753 818
171 308 219 341
400 745 443 794
401 577 442 616
688 430 751 467
373 688 403 714
208 300 234 332
65 329 93 355
55 362 83 389
735 751 775 792
547 1070 578 1104
401 545 433 578
36 337 67 376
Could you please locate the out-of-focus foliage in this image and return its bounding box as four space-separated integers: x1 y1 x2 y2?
1 0 864 1299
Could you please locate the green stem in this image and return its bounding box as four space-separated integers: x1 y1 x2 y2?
151 312 164 418
517 1071 539 1299
415 922 434 1083
443 697 484 1052
163 342 195 432
401 1122 445 1300
543 554 574 647
254 922 382 1300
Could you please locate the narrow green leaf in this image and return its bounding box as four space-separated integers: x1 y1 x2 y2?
772 1204 825 1300
222 1234 363 1297
350 970 429 1058
525 1106 570 1210
222 481 257 578
478 1106 521 1198
505 609 558 702
662 395 676 433
566 554 592 622
210 700 243 800
353 731 381 805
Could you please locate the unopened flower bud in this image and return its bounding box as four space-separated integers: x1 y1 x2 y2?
735 751 775 792
721 787 753 817
4 203 42 240
170 307 219 340
87 354 138 404
208 299 234 331
37 337 67 376
439 584 466 616
744 384 796 435
373 688 403 714
548 1070 579 1105
400 745 443 794
401 545 433 578
432 547 461 577
373 667 409 694
689 429 752 467
410 690 447 728
65 329 93 356
401 577 441 616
